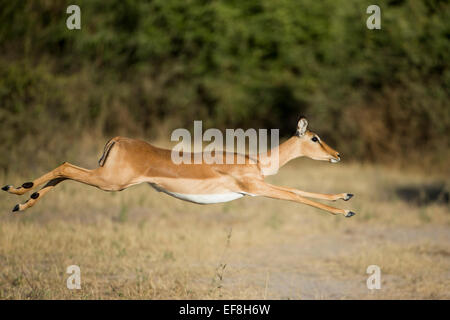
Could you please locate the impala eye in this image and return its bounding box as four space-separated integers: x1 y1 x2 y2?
311 136 319 142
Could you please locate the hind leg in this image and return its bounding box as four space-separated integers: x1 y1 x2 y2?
3 179 46 196
2 161 123 196
6 162 133 212
2 162 73 195
3 138 119 196
12 178 66 212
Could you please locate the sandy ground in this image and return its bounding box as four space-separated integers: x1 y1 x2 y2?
220 224 449 299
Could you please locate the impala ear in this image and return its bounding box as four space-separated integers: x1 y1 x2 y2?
297 117 308 136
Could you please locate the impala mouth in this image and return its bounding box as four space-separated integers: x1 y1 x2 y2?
330 157 340 163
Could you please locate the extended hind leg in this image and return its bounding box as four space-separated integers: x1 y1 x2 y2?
9 162 136 212
2 162 73 195
3 138 120 196
12 178 66 212
3 179 45 195
3 162 119 196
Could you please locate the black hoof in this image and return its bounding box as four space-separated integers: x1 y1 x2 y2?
345 211 356 218
31 192 39 199
12 204 19 212
2 185 10 191
22 182 34 189
344 193 354 201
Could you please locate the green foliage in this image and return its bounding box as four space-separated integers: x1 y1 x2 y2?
0 0 448 171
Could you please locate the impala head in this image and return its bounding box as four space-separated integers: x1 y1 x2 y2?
295 117 341 163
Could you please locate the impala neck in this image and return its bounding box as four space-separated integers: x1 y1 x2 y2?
260 136 303 175
276 136 303 168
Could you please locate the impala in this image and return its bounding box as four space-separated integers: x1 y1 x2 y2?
2 117 355 217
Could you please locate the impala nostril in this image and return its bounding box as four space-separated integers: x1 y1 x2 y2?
336 153 340 158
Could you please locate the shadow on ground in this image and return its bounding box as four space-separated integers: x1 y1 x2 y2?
395 183 449 206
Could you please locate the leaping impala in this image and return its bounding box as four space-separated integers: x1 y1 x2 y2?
2 117 355 217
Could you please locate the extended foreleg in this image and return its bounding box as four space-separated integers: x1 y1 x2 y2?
272 185 353 201
244 182 356 217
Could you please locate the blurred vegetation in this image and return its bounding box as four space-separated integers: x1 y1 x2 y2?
0 0 449 173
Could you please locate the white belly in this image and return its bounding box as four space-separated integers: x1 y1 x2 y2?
149 183 253 204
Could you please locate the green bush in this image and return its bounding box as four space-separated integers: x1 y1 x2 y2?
0 0 448 171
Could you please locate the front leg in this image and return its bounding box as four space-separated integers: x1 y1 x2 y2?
243 181 356 217
274 185 353 201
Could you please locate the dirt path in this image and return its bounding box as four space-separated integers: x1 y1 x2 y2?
222 225 450 299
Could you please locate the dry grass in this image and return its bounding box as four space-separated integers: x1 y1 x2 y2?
0 159 449 299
